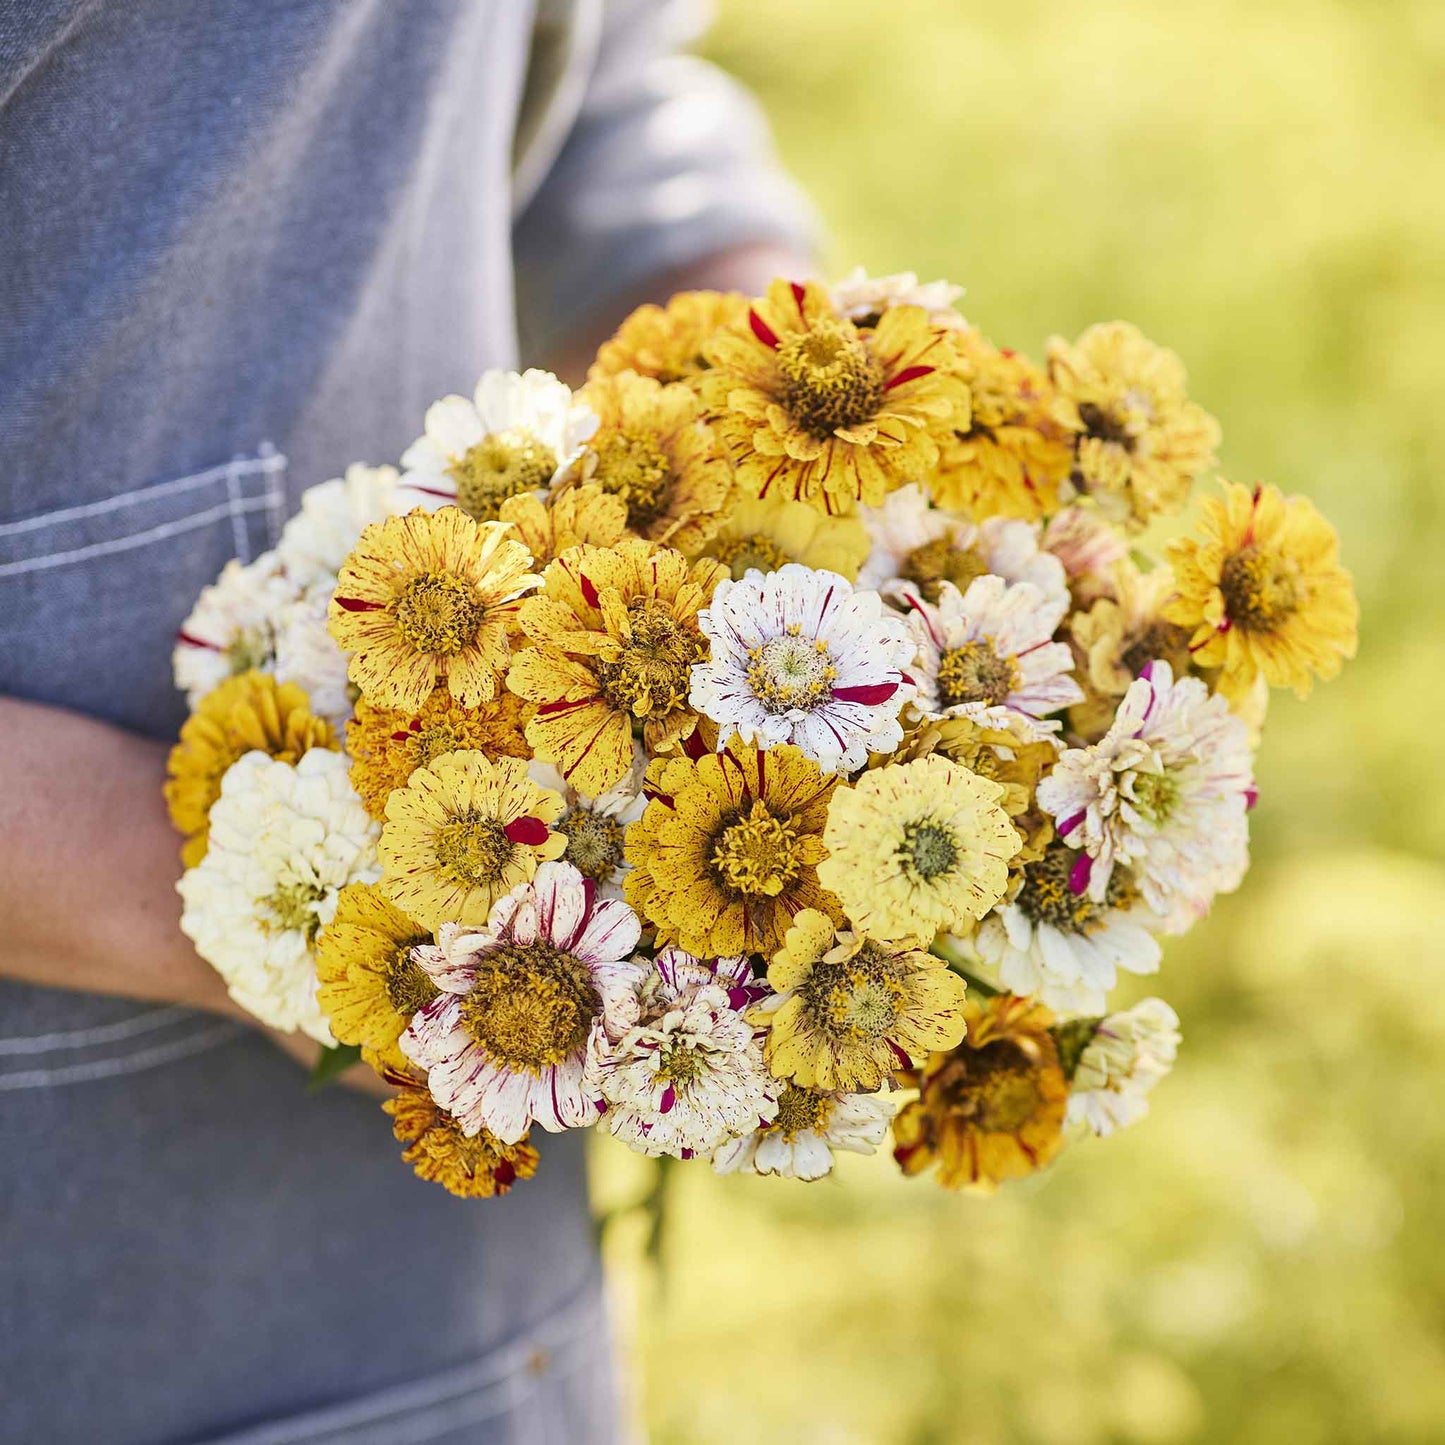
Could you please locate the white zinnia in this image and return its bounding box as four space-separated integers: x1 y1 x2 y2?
690 564 916 773
1038 661 1254 924
273 586 354 730
275 463 402 589
173 551 297 706
177 749 380 1040
1068 997 1181 1136
829 267 966 327
591 948 777 1159
712 1087 895 1181
528 755 646 902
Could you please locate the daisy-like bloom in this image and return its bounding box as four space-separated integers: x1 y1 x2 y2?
588 289 749 387
165 671 339 867
272 586 354 729
346 685 531 820
857 483 1069 610
569 371 733 553
711 1084 894 1181
1064 997 1181 1137
700 278 970 515
507 540 727 798
1163 480 1358 700
1047 321 1221 531
528 756 646 901
973 841 1161 1014
751 909 967 1092
378 751 566 931
173 552 295 706
314 882 435 1072
699 495 870 583
1039 660 1254 922
395 369 597 522
496 484 629 571
904 575 1082 735
591 948 777 1158
383 1076 539 1199
327 508 538 714
276 463 402 589
931 332 1074 523
829 266 966 328
690 564 916 774
401 861 641 1141
177 750 379 1040
1041 505 1131 612
892 993 1068 1193
818 755 1020 941
624 741 842 959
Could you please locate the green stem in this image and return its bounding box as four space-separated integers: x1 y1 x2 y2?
929 937 1000 997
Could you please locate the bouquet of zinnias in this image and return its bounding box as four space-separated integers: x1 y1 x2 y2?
166 270 1357 1199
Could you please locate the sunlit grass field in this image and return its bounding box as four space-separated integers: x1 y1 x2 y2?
593 3 1445 1440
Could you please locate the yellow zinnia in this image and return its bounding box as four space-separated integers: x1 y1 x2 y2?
378 750 566 930
165 671 338 867
699 495 870 582
588 289 749 387
701 278 970 516
892 993 1068 1193
752 909 968 1092
314 882 435 1072
1163 479 1358 699
624 741 842 959
506 539 726 798
497 484 629 571
383 1079 539 1200
327 507 538 713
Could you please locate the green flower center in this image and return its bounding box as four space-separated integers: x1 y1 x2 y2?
1219 545 1301 631
777 320 885 438
805 941 908 1043
449 428 559 521
393 572 485 657
557 808 626 884
591 428 673 527
899 820 959 881
262 879 326 939
1131 769 1179 825
656 1038 706 1088
936 638 1017 709
225 627 272 675
385 941 441 1017
711 802 802 896
746 629 837 713
433 812 515 888
773 1083 833 1142
459 942 599 1075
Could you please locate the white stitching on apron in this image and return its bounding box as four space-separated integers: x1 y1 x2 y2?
0 1019 244 1090
0 1004 190 1055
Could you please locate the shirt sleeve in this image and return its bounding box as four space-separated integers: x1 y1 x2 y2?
512 0 818 360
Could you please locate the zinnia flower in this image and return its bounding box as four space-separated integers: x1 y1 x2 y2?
276 463 402 589
377 751 566 930
528 756 647 901
272 586 355 730
828 267 966 327
383 1076 539 1199
1064 997 1181 1137
712 1084 894 1181
589 290 749 387
699 494 871 583
173 552 294 706
401 861 641 1142
496 484 629 571
690 563 916 774
1163 479 1358 699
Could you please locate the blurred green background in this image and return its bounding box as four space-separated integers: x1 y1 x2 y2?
592 2 1445 1440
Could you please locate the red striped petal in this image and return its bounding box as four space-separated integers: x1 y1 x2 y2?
886 364 935 390
749 308 779 349
335 596 385 612
579 572 600 609
831 681 898 706
504 816 550 846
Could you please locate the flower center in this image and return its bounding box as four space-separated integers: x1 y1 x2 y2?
936 639 1018 708
459 941 600 1075
448 428 559 521
225 627 272 674
746 628 837 713
261 878 326 938
901 537 988 605
1120 618 1192 677
1077 400 1140 452
591 428 672 527
1219 545 1301 631
385 942 441 1016
899 819 959 881
776 320 885 438
557 807 626 883
804 941 908 1042
1016 845 1134 935
1130 769 1179 825
711 801 803 896
596 601 708 719
393 572 485 657
432 812 515 888
409 720 468 770
712 532 792 580
773 1083 834 1141
656 1037 706 1088
947 1039 1045 1133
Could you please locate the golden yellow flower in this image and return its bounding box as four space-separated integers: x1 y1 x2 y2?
588 289 749 387
818 755 1021 941
624 741 842 958
570 371 734 553
752 909 967 1092
328 508 538 714
383 1079 539 1200
892 992 1068 1192
1047 321 1221 531
699 495 870 583
378 751 566 930
507 539 727 798
1163 479 1358 699
314 882 435 1072
932 332 1073 522
701 278 970 516
165 671 338 867
347 685 531 820
497 484 629 571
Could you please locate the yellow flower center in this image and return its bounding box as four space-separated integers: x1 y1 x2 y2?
262 879 326 938
591 428 672 527
432 812 515 888
394 572 485 657
899 819 959 882
712 532 793 580
901 536 989 605
804 941 908 1043
773 1083 834 1142
711 801 803 896
776 320 885 438
945 1039 1046 1133
225 628 272 675
596 601 707 719
557 808 626 883
936 638 1018 708
409 720 468 770
1016 845 1133 935
385 942 440 1017
459 942 600 1075
746 628 837 713
448 428 559 521
1219 545 1301 631
656 1037 706 1087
